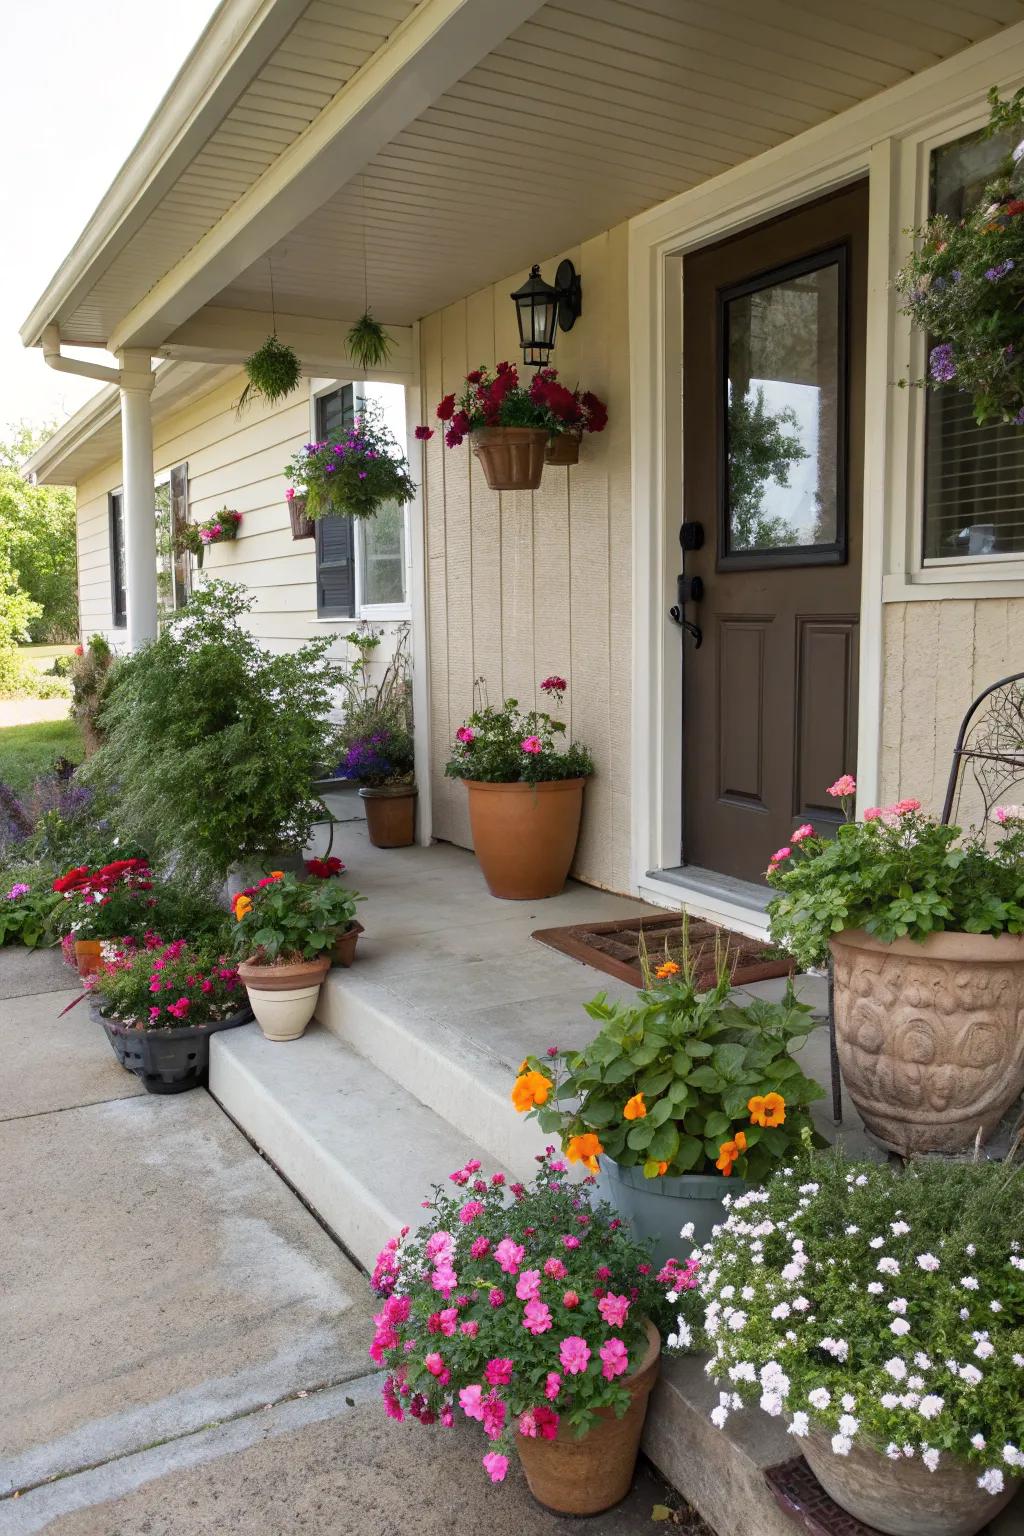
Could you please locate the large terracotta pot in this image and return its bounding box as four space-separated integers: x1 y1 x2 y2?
238 956 330 1041
359 784 416 847
287 494 314 540
74 939 103 978
516 1319 660 1515
596 1157 748 1273
803 1428 1019 1536
471 427 546 491
462 777 587 900
545 431 581 465
830 927 1024 1155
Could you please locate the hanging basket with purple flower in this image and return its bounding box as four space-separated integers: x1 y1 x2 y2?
284 398 416 521
895 86 1024 426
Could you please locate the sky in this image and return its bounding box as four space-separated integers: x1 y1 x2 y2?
0 0 216 438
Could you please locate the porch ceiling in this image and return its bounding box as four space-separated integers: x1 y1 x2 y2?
209 0 1024 327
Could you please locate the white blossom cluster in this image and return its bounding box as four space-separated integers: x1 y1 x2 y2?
691 1161 1024 1499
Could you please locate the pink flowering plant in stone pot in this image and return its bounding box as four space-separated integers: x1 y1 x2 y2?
696 1153 1024 1536
370 1150 671 1515
766 786 1024 1155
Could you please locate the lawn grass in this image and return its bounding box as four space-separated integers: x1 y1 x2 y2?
0 719 84 794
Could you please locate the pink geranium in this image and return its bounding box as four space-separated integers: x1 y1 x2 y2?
482 1393 506 1439
544 1370 562 1400
519 1404 560 1439
827 774 857 798
790 823 814 842
459 1201 485 1225
543 1257 567 1280
482 1452 508 1483
515 1268 542 1301
459 1384 484 1421
522 1299 553 1335
520 736 542 754
597 1293 630 1329
470 1236 491 1259
599 1338 629 1380
456 725 476 744
495 1238 525 1275
559 1336 591 1375
485 1357 514 1385
438 1308 458 1337
460 1319 479 1338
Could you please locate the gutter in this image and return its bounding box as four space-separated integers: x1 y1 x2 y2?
41 326 120 387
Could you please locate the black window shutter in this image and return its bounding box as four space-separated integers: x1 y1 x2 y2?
109 492 127 628
315 386 356 616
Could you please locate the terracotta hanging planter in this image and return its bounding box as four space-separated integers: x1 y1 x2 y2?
545 431 581 466
829 926 1024 1155
287 494 315 540
463 777 588 899
332 920 364 968
358 784 417 847
471 427 546 491
237 956 329 1041
516 1319 661 1515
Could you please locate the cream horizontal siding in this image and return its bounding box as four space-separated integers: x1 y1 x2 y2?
879 598 1024 827
73 367 407 684
419 223 632 894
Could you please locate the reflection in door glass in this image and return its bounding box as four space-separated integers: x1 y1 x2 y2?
724 260 840 554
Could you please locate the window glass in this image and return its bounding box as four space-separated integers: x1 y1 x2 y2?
109 492 126 628
924 126 1024 560
724 257 842 557
359 501 406 605
315 385 356 617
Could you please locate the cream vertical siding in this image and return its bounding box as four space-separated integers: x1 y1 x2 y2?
74 368 408 685
879 598 1024 824
419 225 632 893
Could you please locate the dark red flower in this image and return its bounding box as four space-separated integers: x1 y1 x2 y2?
414 425 434 440
436 393 457 422
541 675 567 694
495 361 518 382
581 391 608 432
465 369 484 384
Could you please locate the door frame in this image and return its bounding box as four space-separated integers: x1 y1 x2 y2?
626 29 1024 922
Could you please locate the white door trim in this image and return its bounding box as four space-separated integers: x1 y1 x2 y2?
627 24 1024 902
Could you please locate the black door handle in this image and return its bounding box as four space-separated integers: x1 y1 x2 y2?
670 572 703 646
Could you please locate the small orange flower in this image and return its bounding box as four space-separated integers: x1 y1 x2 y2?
268 870 284 879
511 1070 552 1113
623 1092 647 1121
716 1130 748 1177
656 1160 669 1176
655 960 681 980
232 894 252 922
565 1132 604 1174
748 1092 786 1128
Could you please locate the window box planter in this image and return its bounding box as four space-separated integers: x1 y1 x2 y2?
358 784 416 847
91 999 253 1095
462 777 587 899
515 1319 661 1515
595 1157 748 1274
286 493 314 540
332 919 363 967
829 926 1024 1155
471 427 547 491
237 955 330 1041
544 431 581 466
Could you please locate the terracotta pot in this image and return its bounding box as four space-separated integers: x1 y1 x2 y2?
332 920 364 968
471 427 547 491
829 927 1024 1154
358 784 417 847
802 1428 1019 1536
74 939 103 978
545 431 581 465
516 1319 660 1515
287 494 314 540
238 956 330 1041
463 777 587 900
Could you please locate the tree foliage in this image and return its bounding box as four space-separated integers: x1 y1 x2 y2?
0 424 78 643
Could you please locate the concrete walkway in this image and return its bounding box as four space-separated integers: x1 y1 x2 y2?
0 951 679 1535
0 700 71 728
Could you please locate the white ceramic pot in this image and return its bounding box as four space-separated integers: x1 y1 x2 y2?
238 958 329 1042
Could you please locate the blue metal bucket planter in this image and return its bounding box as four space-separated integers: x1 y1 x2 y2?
595 1157 750 1271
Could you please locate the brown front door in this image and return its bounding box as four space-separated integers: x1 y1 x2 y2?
680 184 867 883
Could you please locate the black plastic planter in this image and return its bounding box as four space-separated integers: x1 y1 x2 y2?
91 1000 253 1095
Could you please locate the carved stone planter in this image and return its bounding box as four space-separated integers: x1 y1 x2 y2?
829 927 1024 1155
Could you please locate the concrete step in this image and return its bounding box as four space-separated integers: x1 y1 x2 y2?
208 1020 506 1273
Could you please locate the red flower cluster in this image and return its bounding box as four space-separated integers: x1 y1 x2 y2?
53 859 152 899
421 363 608 450
528 370 582 425
305 856 346 879
540 675 567 695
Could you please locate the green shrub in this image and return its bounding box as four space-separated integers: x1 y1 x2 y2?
0 647 72 699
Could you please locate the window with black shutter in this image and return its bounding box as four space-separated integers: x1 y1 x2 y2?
109 491 127 628
314 384 356 616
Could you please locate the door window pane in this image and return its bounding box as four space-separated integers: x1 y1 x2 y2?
724 257 842 557
924 127 1024 560
358 500 406 606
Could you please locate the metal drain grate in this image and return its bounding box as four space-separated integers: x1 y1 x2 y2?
766 1458 889 1536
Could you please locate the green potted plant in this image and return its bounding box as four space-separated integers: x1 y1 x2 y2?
513 958 824 1269
50 857 158 975
329 625 416 847
767 780 1024 1156
697 1152 1024 1536
304 856 363 964
174 509 242 568
231 871 364 1039
370 1150 667 1516
416 363 608 490
89 937 251 1093
895 86 1024 427
445 676 593 899
284 398 415 522
238 334 301 413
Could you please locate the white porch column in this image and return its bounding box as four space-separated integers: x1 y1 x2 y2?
117 349 158 649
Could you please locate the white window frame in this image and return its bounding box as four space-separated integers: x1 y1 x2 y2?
308 377 413 621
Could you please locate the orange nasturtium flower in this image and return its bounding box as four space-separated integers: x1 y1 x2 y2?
268 870 284 879
748 1092 786 1128
716 1130 748 1177
511 1070 553 1113
232 893 253 922
654 960 681 980
656 1160 669 1176
565 1132 604 1174
623 1092 647 1121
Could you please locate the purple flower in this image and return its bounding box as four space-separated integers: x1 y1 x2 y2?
6 883 30 900
985 259 1015 282
358 471 368 480
929 342 956 383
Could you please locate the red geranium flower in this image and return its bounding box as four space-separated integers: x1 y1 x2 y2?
436 393 457 422
414 425 434 440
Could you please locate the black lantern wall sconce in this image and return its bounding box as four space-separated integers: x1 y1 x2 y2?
510 260 582 367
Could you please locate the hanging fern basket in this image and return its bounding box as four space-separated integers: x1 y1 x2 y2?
238 334 301 413
347 311 394 371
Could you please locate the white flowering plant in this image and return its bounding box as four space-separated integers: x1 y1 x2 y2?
696 1153 1024 1499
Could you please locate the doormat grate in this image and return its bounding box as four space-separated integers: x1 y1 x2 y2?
531 911 794 991
765 1457 890 1535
